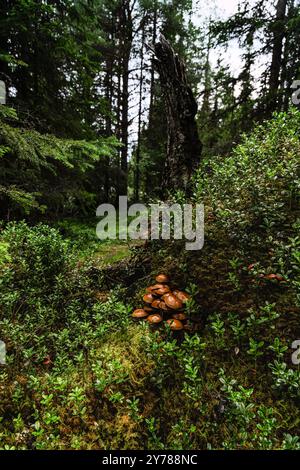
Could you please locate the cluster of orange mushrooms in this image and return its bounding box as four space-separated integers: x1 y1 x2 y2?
132 273 191 332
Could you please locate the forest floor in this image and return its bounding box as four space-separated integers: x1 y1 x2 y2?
81 219 300 449
53 218 133 265
79 219 300 449
1 217 300 450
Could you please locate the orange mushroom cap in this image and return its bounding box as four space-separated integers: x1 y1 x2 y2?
159 301 170 311
151 299 161 309
166 319 184 331
147 314 163 324
264 273 277 280
172 312 187 321
155 274 170 283
132 309 148 319
148 283 165 291
143 293 155 304
162 293 183 310
155 286 171 296
174 290 190 303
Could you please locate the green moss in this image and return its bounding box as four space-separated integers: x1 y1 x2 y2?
1 110 300 449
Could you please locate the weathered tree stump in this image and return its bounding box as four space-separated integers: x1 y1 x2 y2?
153 35 202 196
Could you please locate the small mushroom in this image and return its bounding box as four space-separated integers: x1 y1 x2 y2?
264 273 277 280
151 299 161 309
264 273 285 282
155 274 170 283
149 283 166 291
143 293 155 304
174 290 190 303
132 309 148 320
172 312 187 322
162 293 183 310
147 314 163 325
166 319 184 331
155 286 170 296
159 301 170 311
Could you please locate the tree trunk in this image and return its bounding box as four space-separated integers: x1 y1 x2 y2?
280 0 295 112
134 16 145 201
119 0 133 196
201 30 212 115
145 6 158 198
116 42 122 199
268 0 287 113
154 35 202 196
104 47 113 201
148 7 158 129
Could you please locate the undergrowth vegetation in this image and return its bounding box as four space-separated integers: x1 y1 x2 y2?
0 110 300 449
195 108 300 307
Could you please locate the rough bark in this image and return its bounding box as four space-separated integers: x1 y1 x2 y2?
154 35 202 196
